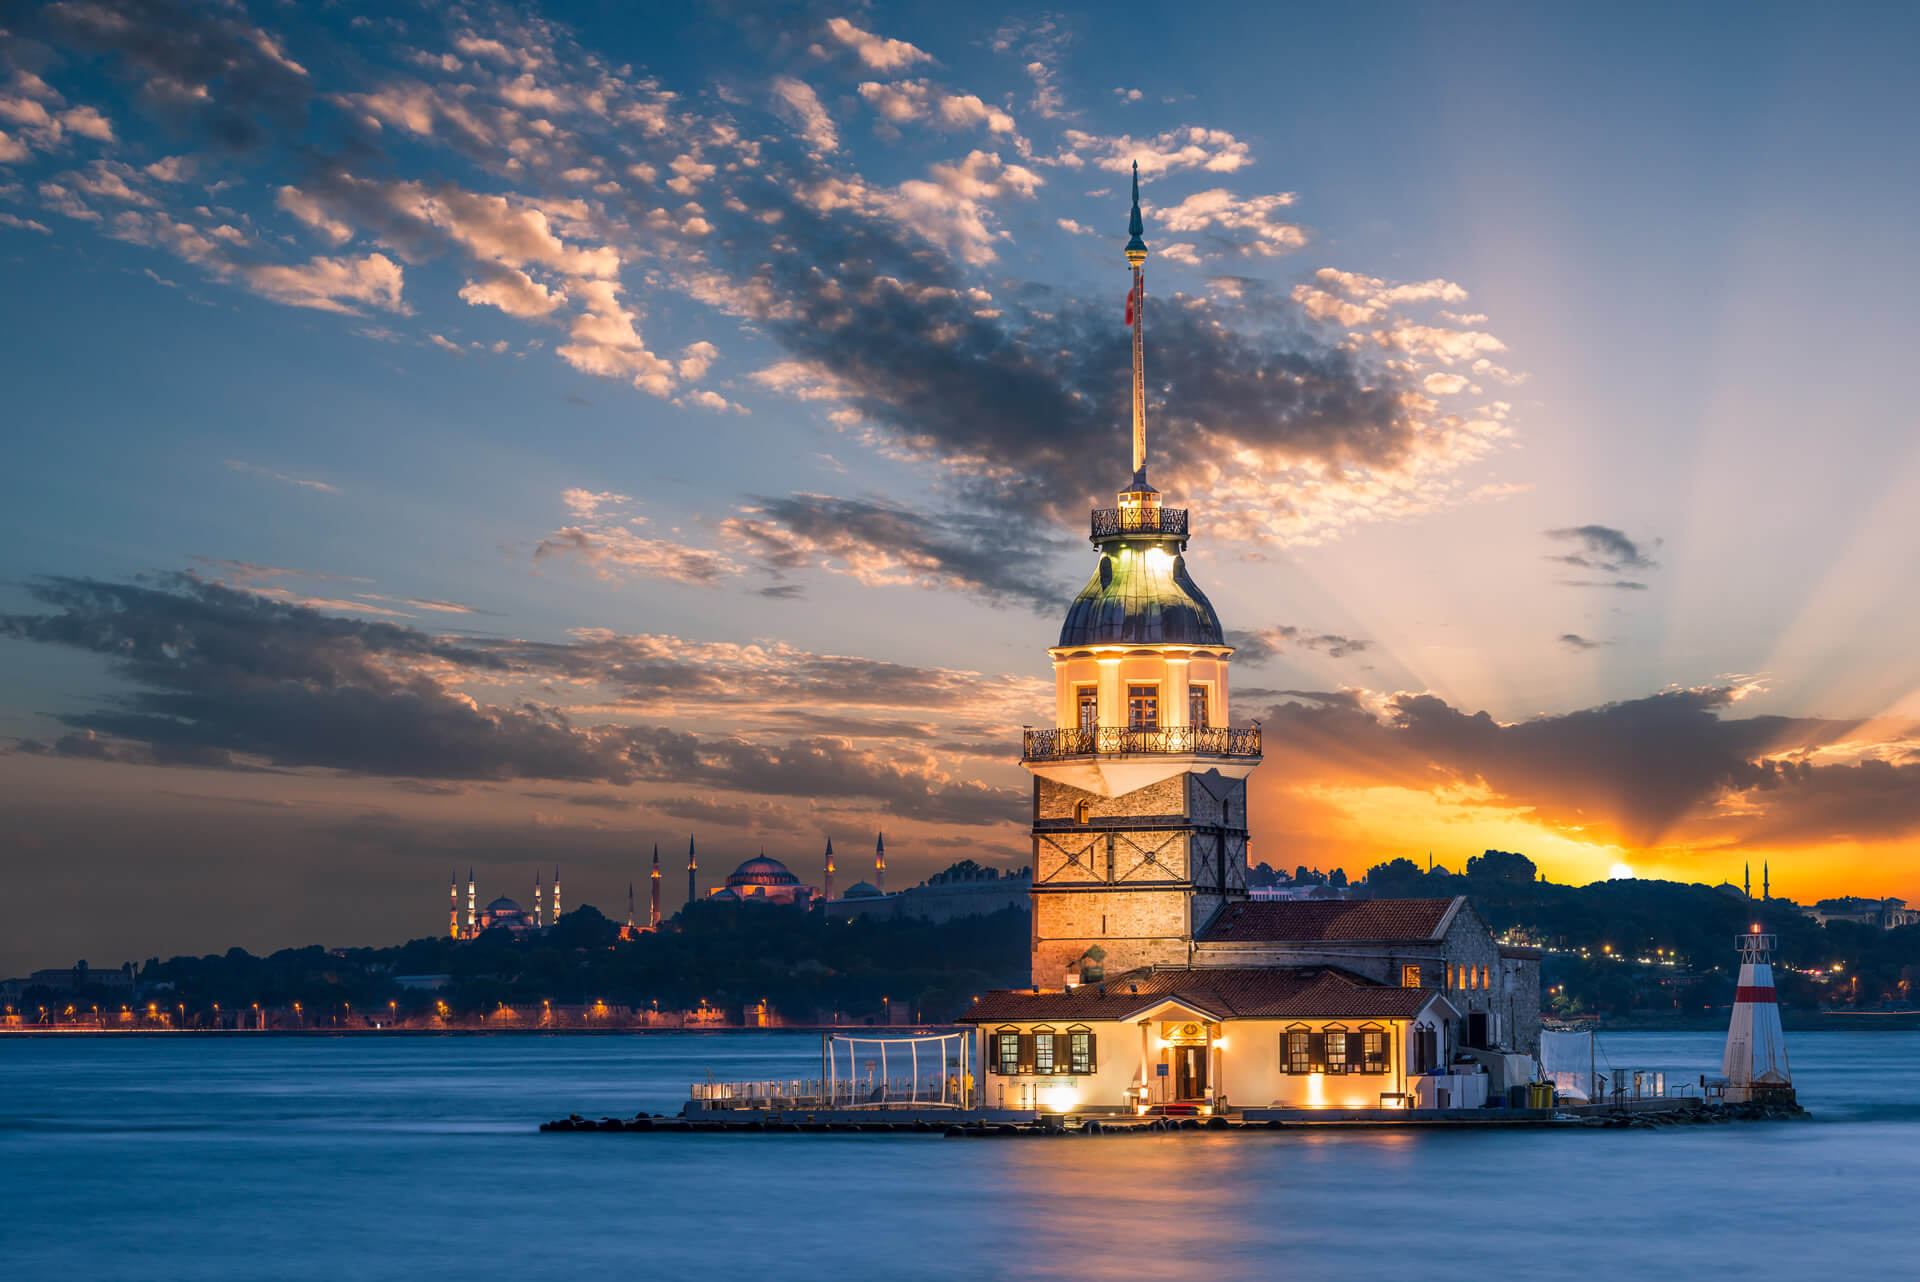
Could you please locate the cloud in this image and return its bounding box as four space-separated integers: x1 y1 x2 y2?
238 251 405 315
534 525 738 586
1559 633 1603 650
1152 189 1305 256
0 575 1028 824
825 18 933 73
771 76 837 154
720 493 1072 607
1062 126 1252 175
1228 626 1372 663
1546 524 1659 573
1251 684 1878 850
222 459 341 493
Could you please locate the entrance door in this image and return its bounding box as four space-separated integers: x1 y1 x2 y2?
1173 1044 1210 1100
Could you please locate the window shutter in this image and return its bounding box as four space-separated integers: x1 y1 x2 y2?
1054 1031 1070 1075
1309 1031 1326 1071
1085 1030 1097 1074
1347 1031 1365 1073
1019 1032 1036 1073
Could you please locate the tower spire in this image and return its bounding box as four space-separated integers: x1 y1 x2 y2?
875 830 886 896
651 843 662 928
1125 159 1149 487
824 836 835 905
449 870 458 939
536 868 543 930
688 836 698 908
466 866 475 934
552 866 560 920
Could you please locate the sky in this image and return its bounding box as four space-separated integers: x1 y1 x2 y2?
3 0 1919 976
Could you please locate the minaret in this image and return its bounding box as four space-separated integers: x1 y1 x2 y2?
626 882 636 933
449 870 458 939
552 867 561 920
1019 167 1259 988
687 836 698 907
535 869 544 929
466 867 476 935
650 844 662 927
1763 862 1770 901
824 837 835 904
1744 863 1751 898
875 831 886 895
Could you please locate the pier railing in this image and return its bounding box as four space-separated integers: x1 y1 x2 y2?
691 1077 968 1110
1022 723 1261 762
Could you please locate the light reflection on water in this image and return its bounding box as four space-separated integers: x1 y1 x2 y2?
2 1031 1916 1280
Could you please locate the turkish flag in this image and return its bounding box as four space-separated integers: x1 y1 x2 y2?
1125 282 1133 326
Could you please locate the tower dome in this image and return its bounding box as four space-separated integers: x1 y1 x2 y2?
1058 546 1224 646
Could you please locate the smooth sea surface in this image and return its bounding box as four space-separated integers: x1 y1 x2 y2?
3 1030 1915 1280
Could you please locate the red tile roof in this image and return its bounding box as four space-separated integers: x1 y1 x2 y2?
958 966 1446 1023
1200 897 1459 944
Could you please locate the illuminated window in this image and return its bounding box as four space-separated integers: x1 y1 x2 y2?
1076 686 1098 733
1481 965 1491 990
1325 1024 1349 1073
1188 684 1209 728
1074 800 1091 824
1127 684 1159 730
994 1029 1021 1075
1033 1025 1056 1074
1361 1028 1388 1073
1068 1027 1096 1075
1285 1027 1312 1073
1401 964 1421 988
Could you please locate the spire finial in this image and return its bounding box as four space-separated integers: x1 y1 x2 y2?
1124 161 1149 485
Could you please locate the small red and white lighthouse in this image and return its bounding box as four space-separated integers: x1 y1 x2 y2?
1721 927 1792 1103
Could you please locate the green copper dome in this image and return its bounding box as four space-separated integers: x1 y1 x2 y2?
1057 545 1225 647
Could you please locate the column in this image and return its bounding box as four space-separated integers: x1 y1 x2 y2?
1097 657 1123 730
1164 655 1190 730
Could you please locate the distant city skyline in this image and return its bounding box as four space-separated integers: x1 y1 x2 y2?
4 1 1920 975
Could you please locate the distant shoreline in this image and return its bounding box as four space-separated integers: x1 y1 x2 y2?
0 1025 962 1039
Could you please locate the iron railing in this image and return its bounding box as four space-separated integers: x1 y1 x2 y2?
1090 506 1189 539
1022 724 1261 761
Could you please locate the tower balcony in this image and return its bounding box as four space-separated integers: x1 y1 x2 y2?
1022 723 1261 763
1091 506 1188 539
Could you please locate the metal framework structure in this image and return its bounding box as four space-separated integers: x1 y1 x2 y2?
1022 723 1262 761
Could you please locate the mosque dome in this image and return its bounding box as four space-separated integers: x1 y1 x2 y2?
485 897 523 913
1057 546 1224 648
726 856 800 888
842 881 883 899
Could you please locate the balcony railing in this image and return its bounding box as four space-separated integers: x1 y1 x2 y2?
1022 723 1262 761
1090 506 1189 539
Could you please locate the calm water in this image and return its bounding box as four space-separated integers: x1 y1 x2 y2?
3 1031 1915 1279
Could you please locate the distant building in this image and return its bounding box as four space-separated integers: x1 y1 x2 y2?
1809 896 1919 930
447 867 559 940
706 854 815 908
827 860 1032 924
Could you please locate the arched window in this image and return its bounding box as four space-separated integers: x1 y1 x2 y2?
1074 800 1091 824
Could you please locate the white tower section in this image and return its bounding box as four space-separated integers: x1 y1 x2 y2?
1721 930 1791 1102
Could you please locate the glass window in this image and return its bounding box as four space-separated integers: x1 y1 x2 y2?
1363 1030 1388 1072
1076 686 1098 733
1401 964 1421 988
1285 1030 1312 1073
1069 1030 1095 1075
1127 684 1159 730
1325 1027 1349 1072
1033 1028 1055 1074
1188 684 1209 728
995 1031 1020 1075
